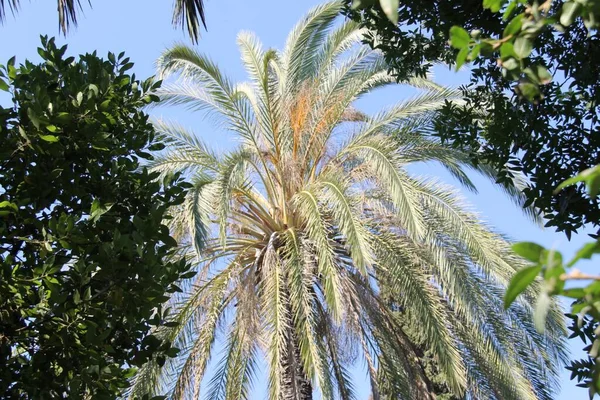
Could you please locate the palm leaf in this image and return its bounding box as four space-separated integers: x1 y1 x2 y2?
0 0 205 40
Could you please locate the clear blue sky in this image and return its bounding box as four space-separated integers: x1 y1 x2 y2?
1 0 596 398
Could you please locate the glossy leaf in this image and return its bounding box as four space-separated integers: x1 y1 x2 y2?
456 47 469 70
568 241 600 267
504 265 542 308
39 134 59 142
512 242 544 262
449 26 470 49
503 13 524 36
513 37 533 58
0 37 191 398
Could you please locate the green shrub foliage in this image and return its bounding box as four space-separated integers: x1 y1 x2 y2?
0 37 193 399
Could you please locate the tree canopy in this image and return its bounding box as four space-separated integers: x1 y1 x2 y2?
0 37 193 398
345 0 600 237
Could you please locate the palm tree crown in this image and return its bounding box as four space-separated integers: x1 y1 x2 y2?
130 2 567 399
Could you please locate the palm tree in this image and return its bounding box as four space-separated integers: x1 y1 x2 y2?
130 2 567 399
0 0 206 42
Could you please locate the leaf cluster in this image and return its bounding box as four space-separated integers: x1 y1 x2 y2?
0 36 193 399
506 166 600 396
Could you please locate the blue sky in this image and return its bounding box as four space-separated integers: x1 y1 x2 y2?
1 0 597 398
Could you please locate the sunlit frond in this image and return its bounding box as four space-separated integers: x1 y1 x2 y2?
293 187 343 321
281 1 342 93
372 234 467 395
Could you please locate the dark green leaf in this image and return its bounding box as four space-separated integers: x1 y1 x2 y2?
90 200 114 222
120 62 134 72
351 0 377 9
55 112 71 123
27 108 41 129
180 271 197 279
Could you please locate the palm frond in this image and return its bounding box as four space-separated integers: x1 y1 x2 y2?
476 162 542 224
339 135 426 240
0 0 205 40
314 20 364 76
171 0 207 44
293 187 343 321
261 236 290 399
317 171 374 272
156 45 253 136
281 1 342 93
373 234 467 396
148 119 219 178
0 0 18 20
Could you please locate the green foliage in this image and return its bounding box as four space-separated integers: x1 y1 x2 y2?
345 0 600 237
447 0 599 100
0 36 193 398
352 0 400 23
506 166 600 396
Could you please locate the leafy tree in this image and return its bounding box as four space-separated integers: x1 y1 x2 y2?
128 3 566 399
0 36 193 398
505 165 600 397
0 0 207 42
345 0 600 237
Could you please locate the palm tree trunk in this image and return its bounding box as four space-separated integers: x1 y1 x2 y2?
280 312 312 399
